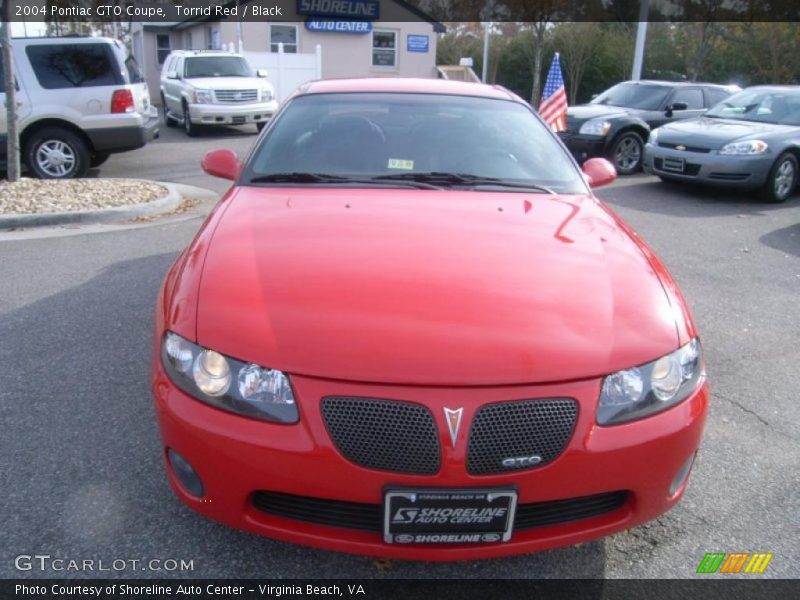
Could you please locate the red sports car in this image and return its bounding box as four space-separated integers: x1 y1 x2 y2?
152 78 708 560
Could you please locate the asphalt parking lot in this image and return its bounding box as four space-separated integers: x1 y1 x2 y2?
1 123 798 579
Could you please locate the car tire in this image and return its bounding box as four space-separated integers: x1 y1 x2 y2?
90 153 110 168
183 103 199 137
24 127 90 179
256 122 266 133
162 94 176 128
760 152 797 203
609 132 644 175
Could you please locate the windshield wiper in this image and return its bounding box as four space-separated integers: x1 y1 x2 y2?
372 172 556 194
248 172 441 189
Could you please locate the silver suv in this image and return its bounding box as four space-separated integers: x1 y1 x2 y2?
1 36 159 179
160 51 278 136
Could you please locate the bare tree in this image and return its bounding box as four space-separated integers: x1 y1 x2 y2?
553 23 603 104
2 1 21 182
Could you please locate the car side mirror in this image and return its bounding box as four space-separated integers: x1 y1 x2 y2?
666 101 688 114
202 149 241 180
256 69 268 78
166 71 178 80
591 93 599 100
582 158 617 189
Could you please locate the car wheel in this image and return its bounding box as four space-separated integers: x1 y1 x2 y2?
610 132 644 175
256 122 266 133
183 103 198 137
24 127 89 179
90 153 110 168
760 152 797 203
162 94 176 128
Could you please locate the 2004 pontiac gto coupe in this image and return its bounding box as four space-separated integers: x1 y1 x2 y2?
152 78 708 560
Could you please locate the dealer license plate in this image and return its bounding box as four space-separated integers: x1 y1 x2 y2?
663 156 686 173
383 489 517 545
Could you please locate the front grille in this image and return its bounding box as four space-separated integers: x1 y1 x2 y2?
466 399 578 475
214 89 258 103
252 490 381 531
251 490 628 533
658 142 711 153
514 491 628 529
321 397 440 475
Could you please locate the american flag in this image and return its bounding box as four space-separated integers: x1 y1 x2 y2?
539 52 568 132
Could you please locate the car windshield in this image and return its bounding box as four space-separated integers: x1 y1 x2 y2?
705 89 800 126
244 92 585 194
184 56 252 78
591 83 671 110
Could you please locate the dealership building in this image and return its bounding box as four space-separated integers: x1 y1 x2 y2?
132 0 445 104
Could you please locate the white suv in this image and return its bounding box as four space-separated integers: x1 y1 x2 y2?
1 36 159 179
160 51 278 136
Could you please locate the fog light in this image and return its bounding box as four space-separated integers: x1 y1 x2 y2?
168 448 205 498
669 452 697 496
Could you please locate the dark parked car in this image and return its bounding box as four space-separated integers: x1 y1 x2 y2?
560 80 739 174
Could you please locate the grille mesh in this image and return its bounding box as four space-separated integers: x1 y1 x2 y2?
467 398 578 475
321 397 440 475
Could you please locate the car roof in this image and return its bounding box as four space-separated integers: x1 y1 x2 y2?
624 79 737 90
739 85 800 94
168 50 242 58
297 78 519 101
12 36 119 46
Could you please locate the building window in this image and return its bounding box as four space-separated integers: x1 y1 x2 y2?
372 30 397 67
156 34 170 65
270 24 298 53
209 28 221 50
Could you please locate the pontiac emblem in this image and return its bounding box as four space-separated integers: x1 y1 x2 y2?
676 144 687 151
443 407 463 447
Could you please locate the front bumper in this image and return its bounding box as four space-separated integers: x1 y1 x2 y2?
643 143 773 188
152 360 709 561
558 132 608 163
187 101 279 125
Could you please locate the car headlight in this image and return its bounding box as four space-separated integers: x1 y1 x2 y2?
597 338 704 425
647 128 659 144
719 140 768 155
161 331 298 424
260 88 273 102
579 119 611 136
194 89 214 104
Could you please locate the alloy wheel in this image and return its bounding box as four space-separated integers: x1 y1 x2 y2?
35 140 77 178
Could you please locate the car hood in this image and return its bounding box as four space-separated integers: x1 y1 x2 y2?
196 188 680 385
657 117 795 149
568 104 635 122
185 77 271 91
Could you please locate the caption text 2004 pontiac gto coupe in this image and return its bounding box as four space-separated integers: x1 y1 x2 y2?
152 78 708 560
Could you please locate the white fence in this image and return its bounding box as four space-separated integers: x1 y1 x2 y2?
243 44 322 104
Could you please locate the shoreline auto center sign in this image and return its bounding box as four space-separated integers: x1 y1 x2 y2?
305 19 373 33
297 0 380 19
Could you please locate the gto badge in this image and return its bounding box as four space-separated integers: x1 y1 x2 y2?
443 407 463 447
502 455 542 469
676 144 687 151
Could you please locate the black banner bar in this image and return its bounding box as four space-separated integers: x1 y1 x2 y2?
3 579 800 600
2 0 800 23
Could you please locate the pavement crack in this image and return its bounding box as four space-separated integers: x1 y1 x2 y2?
714 393 796 441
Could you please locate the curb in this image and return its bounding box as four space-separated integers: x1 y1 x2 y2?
0 181 187 230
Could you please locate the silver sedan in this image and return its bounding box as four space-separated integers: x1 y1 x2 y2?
643 86 800 202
